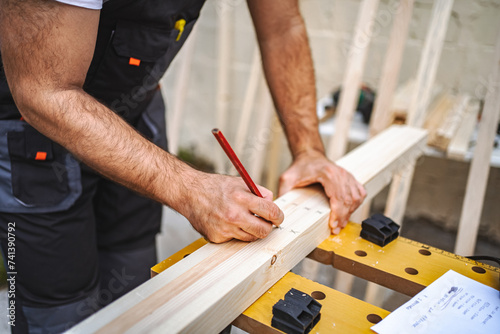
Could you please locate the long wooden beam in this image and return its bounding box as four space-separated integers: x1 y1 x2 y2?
68 125 427 334
454 30 500 256
369 0 414 137
407 0 454 127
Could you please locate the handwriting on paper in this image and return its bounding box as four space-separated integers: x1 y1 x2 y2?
372 270 500 334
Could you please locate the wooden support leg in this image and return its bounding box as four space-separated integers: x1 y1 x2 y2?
454 30 500 256
369 0 415 137
407 0 454 128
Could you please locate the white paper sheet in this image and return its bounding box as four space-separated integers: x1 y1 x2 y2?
371 270 500 334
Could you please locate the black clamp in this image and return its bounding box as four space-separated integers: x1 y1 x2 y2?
360 214 400 247
271 288 322 334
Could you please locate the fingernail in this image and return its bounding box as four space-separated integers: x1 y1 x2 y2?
333 227 341 235
331 220 338 229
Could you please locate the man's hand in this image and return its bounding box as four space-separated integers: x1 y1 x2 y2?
248 0 365 234
180 172 284 243
278 150 366 234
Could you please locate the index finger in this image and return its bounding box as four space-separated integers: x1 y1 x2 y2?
248 197 284 227
256 184 274 201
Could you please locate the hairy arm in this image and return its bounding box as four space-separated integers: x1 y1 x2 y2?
0 0 283 243
247 0 366 232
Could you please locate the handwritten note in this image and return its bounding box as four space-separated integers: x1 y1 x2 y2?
371 270 500 334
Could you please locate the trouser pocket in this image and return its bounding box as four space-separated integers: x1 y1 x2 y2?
0 121 81 213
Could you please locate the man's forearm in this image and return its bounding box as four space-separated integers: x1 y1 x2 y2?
0 0 196 216
22 88 197 214
249 0 324 159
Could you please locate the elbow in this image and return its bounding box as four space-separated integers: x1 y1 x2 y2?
9 79 79 125
8 80 41 123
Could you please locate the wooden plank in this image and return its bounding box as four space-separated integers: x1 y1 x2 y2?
327 0 380 160
233 272 390 334
369 0 415 137
447 99 480 160
309 222 500 296
454 31 500 256
68 126 427 334
336 126 427 203
407 0 454 128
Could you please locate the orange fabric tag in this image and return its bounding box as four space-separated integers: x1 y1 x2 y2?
129 57 141 66
35 152 47 161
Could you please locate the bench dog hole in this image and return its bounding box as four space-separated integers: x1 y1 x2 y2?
311 291 326 300
355 250 367 257
418 249 431 256
405 267 418 275
472 266 486 274
367 314 382 324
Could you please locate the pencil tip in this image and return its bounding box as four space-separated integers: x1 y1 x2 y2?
212 128 219 133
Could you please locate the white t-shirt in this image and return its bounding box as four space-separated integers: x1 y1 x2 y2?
55 0 104 10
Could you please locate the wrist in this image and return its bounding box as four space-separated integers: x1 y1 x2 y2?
151 152 201 212
291 145 325 161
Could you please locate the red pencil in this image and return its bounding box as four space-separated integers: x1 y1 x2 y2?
212 128 263 198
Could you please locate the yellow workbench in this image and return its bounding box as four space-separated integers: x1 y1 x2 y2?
152 222 500 333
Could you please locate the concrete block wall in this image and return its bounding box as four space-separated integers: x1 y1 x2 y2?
159 0 500 245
